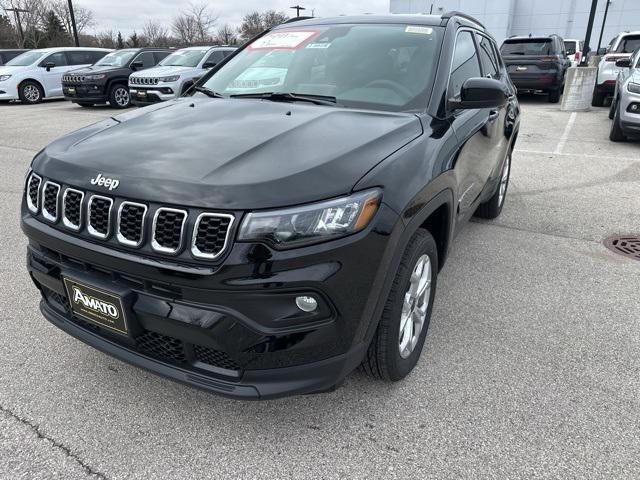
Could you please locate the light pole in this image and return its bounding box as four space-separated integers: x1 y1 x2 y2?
290 5 306 17
5 7 28 48
67 0 79 47
580 0 599 66
597 0 612 52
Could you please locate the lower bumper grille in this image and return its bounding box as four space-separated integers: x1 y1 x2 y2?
40 285 240 372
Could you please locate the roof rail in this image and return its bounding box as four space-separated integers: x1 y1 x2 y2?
440 11 485 30
283 16 314 24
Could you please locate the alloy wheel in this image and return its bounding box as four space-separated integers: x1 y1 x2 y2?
398 254 432 359
114 87 130 107
23 84 40 102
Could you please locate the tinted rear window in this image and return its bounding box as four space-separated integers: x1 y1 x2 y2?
564 41 577 55
616 35 640 53
501 39 552 55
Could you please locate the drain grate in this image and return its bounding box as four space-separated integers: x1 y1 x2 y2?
604 235 640 261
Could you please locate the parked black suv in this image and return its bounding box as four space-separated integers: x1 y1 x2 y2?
21 13 520 399
501 34 570 103
62 48 172 108
0 49 28 65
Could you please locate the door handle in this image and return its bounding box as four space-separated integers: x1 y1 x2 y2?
488 110 500 121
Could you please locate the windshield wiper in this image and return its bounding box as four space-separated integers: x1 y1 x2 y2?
230 92 339 106
193 86 224 98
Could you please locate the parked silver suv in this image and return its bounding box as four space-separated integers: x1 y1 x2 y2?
609 48 640 141
128 46 236 106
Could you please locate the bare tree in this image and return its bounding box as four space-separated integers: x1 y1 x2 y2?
94 29 116 48
215 23 236 45
172 1 217 45
49 0 93 35
1 0 47 47
143 19 169 47
238 10 288 42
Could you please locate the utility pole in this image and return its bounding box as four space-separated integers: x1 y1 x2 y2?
67 0 80 46
580 0 599 66
597 0 612 52
290 5 306 17
5 7 28 48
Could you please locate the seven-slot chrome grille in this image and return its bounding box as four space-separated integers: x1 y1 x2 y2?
130 77 159 85
62 74 86 83
25 175 234 261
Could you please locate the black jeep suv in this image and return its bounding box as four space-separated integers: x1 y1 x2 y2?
501 34 570 103
62 48 172 108
21 13 520 399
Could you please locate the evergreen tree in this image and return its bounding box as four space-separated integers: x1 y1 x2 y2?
43 10 69 47
127 31 140 47
116 31 124 49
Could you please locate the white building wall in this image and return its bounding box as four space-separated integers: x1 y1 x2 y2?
390 0 640 48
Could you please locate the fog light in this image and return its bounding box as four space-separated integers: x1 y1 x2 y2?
630 104 639 112
295 296 317 312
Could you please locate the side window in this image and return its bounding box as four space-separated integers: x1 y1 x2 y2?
154 51 170 64
67 51 94 65
476 34 498 78
90 51 106 63
222 50 234 58
205 51 225 66
42 52 68 67
448 30 481 102
132 51 156 68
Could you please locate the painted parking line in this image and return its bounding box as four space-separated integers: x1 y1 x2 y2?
553 111 577 154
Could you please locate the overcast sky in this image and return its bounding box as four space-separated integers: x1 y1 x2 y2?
80 0 390 35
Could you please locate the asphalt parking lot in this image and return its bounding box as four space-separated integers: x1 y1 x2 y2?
1 97 640 479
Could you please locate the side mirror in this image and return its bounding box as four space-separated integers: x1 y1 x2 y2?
130 61 143 70
453 77 508 110
615 58 631 68
44 62 55 71
597 47 607 56
202 61 217 69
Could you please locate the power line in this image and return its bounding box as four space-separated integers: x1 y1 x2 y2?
290 5 306 17
5 7 28 48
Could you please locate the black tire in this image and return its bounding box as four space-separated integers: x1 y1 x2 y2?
77 102 94 108
548 89 560 103
108 84 130 109
609 102 626 142
362 229 438 381
475 151 511 219
18 80 43 104
592 89 605 107
608 96 617 119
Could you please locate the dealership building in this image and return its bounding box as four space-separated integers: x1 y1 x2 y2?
389 0 640 46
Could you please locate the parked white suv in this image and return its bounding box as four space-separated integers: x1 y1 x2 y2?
564 39 584 67
0 47 111 104
593 31 640 106
129 46 235 106
609 48 640 141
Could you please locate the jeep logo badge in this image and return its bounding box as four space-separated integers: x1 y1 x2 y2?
90 173 119 191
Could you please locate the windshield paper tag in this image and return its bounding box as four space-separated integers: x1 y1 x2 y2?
306 42 331 49
249 30 319 50
405 26 433 35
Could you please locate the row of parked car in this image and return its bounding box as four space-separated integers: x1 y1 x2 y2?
0 45 236 108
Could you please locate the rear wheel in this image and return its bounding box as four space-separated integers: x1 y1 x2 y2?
475 151 511 219
362 229 438 381
609 101 626 142
592 89 605 107
548 89 560 103
109 84 130 108
18 81 43 104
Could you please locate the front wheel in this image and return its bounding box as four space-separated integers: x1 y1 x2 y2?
109 84 130 108
362 229 438 381
609 101 626 142
608 96 617 119
18 81 43 104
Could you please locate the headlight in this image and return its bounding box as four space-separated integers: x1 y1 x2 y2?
160 75 180 82
86 74 106 80
238 189 381 249
0 74 11 81
628 82 640 94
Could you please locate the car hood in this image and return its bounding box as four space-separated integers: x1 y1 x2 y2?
0 65 29 75
34 98 423 210
66 65 129 75
131 65 200 78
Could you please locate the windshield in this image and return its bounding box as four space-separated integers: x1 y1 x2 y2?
160 49 207 67
95 50 137 67
5 50 45 66
615 35 640 53
202 24 442 112
501 39 552 55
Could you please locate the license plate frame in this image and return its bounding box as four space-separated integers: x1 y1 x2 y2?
63 277 129 335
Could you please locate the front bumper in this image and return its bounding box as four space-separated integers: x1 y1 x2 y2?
22 198 399 399
129 86 177 105
63 83 108 103
619 89 640 133
0 80 18 100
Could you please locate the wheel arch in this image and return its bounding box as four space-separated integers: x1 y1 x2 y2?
19 78 45 98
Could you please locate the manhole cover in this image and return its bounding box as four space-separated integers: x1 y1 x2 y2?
603 235 640 261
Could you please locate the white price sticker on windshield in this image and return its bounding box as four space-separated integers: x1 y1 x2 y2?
405 26 433 35
249 30 319 50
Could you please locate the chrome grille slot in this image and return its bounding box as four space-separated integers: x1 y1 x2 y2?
87 195 113 239
152 208 187 254
63 188 84 231
42 181 61 222
26 173 42 213
117 202 147 247
191 213 234 259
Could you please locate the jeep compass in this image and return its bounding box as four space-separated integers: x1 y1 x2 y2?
21 13 520 399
